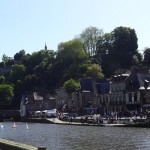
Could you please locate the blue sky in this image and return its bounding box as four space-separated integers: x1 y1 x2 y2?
0 0 150 59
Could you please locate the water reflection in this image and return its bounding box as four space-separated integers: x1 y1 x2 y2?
0 122 150 150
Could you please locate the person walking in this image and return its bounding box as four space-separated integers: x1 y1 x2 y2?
70 117 73 123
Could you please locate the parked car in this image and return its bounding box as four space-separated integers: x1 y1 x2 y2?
63 113 69 119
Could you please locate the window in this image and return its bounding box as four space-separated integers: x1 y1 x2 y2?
134 93 137 102
106 96 108 103
117 97 120 102
118 86 121 91
129 93 132 102
103 96 105 102
119 96 122 101
101 96 103 102
112 87 114 92
111 96 114 102
115 87 117 91
99 96 101 102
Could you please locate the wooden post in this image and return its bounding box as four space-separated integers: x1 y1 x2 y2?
38 147 46 150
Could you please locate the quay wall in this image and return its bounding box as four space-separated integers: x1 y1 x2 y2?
0 139 46 150
26 118 53 123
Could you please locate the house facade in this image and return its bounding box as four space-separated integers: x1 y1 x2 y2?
125 66 150 112
80 78 110 115
86 66 150 116
109 74 129 114
20 66 150 117
102 66 150 116
20 92 56 118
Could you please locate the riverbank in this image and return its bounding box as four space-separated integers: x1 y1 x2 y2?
24 118 150 128
26 118 105 127
0 139 46 150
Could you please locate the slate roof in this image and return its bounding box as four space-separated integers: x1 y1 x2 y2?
95 79 110 93
21 92 56 105
80 78 93 92
33 92 56 100
33 92 44 100
137 73 150 89
80 78 110 94
111 73 129 83
126 73 150 91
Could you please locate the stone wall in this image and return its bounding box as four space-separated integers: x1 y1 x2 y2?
0 139 41 150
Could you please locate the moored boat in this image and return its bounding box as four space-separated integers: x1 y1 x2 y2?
13 122 16 128
26 122 30 130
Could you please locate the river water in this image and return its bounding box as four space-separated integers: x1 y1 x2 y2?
0 122 150 150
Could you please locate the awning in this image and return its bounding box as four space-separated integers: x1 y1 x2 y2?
143 104 150 107
42 110 48 113
35 111 41 113
47 109 57 114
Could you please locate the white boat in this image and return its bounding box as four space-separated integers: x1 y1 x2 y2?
26 123 29 130
13 122 16 128
0 123 4 128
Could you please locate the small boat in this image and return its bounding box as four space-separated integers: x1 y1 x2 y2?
13 122 16 128
0 123 4 128
26 123 29 130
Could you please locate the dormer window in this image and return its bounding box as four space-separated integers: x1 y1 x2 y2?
144 80 149 89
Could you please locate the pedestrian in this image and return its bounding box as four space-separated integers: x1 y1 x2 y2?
70 117 73 123
81 117 83 123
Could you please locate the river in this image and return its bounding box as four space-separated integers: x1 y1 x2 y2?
0 122 150 150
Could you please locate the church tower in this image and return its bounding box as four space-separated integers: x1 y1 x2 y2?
45 43 47 50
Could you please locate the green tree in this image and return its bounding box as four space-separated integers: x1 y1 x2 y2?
63 79 80 93
111 26 138 68
23 74 37 91
143 48 150 66
78 26 103 56
14 50 25 61
57 39 88 63
10 64 26 83
55 39 89 85
2 54 14 67
132 52 143 65
22 50 55 73
84 64 104 78
0 84 14 108
0 75 5 84
96 33 114 77
96 26 139 77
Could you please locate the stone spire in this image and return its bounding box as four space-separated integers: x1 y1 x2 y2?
45 43 47 50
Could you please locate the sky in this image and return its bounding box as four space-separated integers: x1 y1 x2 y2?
0 0 150 59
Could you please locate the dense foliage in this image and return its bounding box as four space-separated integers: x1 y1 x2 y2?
0 84 14 109
96 26 140 77
0 26 148 109
63 79 80 93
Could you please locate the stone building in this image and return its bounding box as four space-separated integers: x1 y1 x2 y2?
97 66 150 115
125 66 150 112
80 78 110 115
20 66 150 117
109 74 129 113
20 92 56 117
55 87 82 113
55 87 68 111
